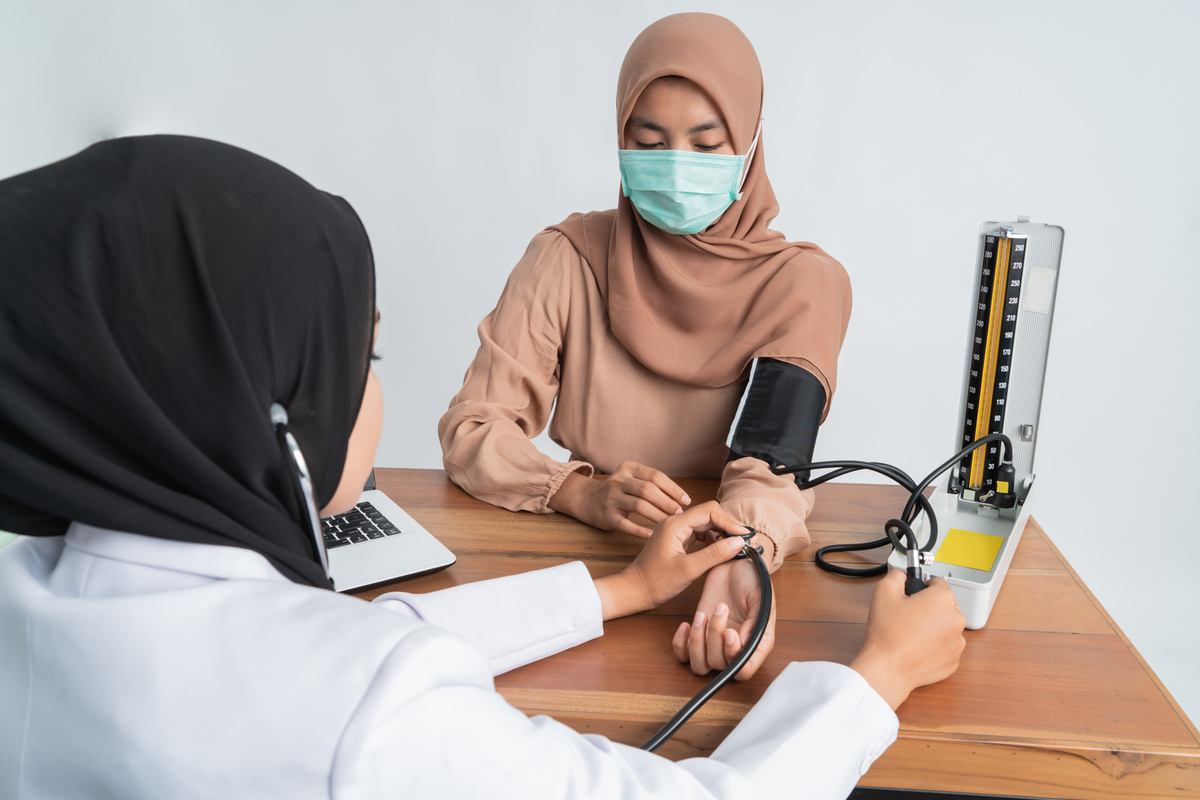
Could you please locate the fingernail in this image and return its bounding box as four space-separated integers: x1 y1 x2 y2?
693 611 705 627
725 629 737 646
674 508 682 515
715 603 728 617
681 494 691 505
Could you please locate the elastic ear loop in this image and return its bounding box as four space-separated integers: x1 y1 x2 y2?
734 117 763 198
270 403 331 582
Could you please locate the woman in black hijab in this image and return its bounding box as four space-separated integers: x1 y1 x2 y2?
0 136 963 798
0 134 376 586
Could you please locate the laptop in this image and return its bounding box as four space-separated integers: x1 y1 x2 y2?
321 470 456 592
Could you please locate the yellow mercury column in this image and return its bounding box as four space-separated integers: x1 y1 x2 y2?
968 235 1011 490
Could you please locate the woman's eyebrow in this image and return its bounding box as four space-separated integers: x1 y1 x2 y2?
628 115 664 132
628 116 727 135
688 118 727 134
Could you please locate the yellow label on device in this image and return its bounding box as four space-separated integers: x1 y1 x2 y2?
938 528 1004 572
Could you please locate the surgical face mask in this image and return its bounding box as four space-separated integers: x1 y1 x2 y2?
617 122 761 235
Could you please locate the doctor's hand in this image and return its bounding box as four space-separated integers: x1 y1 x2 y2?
849 569 966 710
594 501 746 621
550 461 691 539
672 554 777 680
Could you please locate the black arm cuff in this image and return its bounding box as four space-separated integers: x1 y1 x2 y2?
727 358 826 485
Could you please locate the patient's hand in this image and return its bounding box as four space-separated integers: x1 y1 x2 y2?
593 501 745 620
672 557 777 679
550 461 691 539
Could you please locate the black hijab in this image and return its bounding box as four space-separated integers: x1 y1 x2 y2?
0 135 375 588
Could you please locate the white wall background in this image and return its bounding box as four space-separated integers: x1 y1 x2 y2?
3 0 1198 727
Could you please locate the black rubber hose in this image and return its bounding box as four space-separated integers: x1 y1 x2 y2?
640 542 773 752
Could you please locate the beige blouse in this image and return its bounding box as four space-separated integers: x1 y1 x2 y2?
438 230 821 569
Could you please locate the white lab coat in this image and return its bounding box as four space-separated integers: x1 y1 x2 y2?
0 524 897 799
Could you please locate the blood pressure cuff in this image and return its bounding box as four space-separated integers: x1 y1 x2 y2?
727 358 827 486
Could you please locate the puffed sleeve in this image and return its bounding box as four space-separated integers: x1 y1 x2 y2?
717 458 815 570
438 231 593 513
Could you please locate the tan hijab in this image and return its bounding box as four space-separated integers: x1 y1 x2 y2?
550 12 851 403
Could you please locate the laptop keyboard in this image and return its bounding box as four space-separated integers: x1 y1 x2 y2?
322 501 403 549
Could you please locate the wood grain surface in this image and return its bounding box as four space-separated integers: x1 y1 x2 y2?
358 469 1199 799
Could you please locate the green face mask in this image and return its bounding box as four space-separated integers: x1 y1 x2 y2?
617 123 760 235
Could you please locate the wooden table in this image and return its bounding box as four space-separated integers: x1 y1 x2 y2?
357 469 1199 799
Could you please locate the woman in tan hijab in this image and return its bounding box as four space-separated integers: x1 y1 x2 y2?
440 13 851 678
